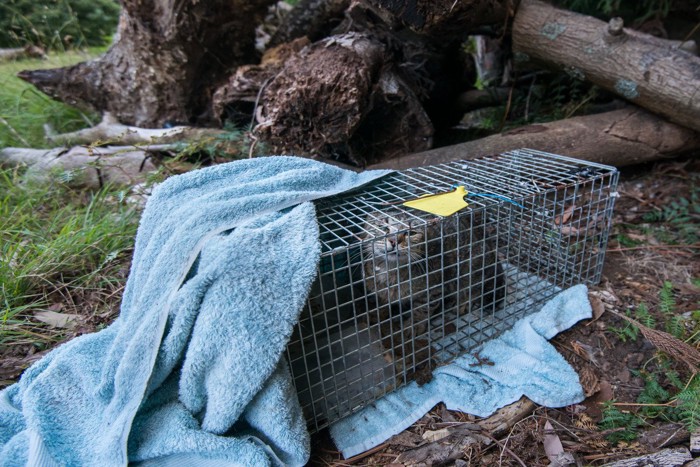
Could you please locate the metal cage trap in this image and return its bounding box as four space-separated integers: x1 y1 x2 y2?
285 149 619 432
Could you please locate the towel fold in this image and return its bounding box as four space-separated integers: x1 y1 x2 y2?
0 156 391 466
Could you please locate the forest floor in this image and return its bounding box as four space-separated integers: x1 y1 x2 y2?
311 157 700 466
1 151 697 466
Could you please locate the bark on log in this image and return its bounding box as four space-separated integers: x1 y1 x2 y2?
395 429 490 465
17 0 276 127
252 30 434 166
600 447 691 467
368 107 700 170
212 37 311 124
477 396 536 436
513 0 700 133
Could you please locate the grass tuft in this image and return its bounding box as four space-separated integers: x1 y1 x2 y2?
0 167 137 358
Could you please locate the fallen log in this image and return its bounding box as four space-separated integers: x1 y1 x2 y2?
477 396 536 436
44 113 261 160
513 0 700 133
600 447 691 467
395 429 490 465
368 107 700 170
0 46 46 62
0 146 163 189
46 113 228 146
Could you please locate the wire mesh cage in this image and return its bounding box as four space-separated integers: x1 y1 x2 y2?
286 149 619 432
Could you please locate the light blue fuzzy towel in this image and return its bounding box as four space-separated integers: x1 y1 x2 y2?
330 284 592 458
0 156 390 466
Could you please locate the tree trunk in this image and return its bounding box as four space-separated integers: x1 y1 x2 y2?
18 0 275 127
368 107 700 169
513 0 700 133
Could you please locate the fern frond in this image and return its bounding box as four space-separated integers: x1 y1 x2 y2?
659 281 675 316
675 376 700 431
635 303 655 329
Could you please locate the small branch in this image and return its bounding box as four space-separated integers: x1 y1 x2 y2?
479 431 528 467
608 243 700 252
611 400 677 408
341 442 391 464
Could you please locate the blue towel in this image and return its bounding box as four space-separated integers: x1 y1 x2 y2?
0 156 391 466
330 284 592 458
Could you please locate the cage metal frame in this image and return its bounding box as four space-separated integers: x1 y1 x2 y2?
286 149 619 432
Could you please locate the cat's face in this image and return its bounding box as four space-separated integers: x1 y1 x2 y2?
361 212 425 265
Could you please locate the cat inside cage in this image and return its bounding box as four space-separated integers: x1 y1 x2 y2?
285 151 618 432
286 203 509 428
357 206 507 383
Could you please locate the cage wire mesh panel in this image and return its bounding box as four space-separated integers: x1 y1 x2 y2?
285 149 619 432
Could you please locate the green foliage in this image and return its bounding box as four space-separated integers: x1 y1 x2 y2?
600 371 700 444
0 0 120 49
675 376 700 431
0 50 99 147
599 401 641 444
636 371 670 418
658 281 686 338
614 233 642 248
635 302 656 329
609 282 689 347
608 303 654 342
602 281 700 443
659 281 674 315
608 317 638 343
171 124 268 165
0 167 137 345
641 188 699 245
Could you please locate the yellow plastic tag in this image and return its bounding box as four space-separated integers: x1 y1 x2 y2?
402 186 469 217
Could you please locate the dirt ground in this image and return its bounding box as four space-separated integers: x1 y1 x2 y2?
311 157 700 466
